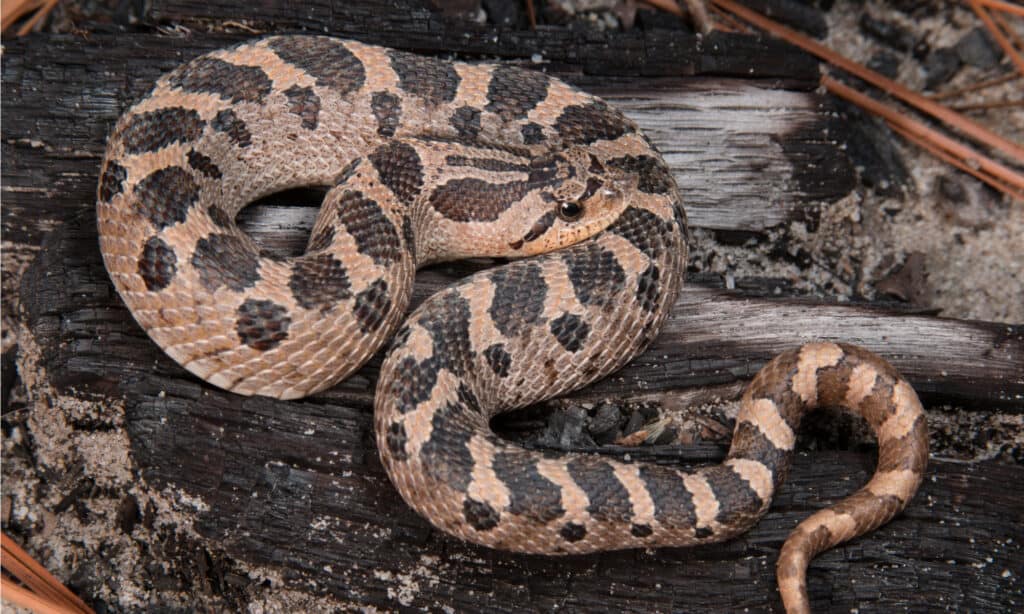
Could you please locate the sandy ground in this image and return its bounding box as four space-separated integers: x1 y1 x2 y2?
2 0 1022 610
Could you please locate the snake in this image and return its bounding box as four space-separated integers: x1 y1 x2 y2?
96 36 929 613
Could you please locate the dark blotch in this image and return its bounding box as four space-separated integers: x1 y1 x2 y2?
566 458 631 522
353 278 391 333
549 312 590 353
638 466 697 528
336 190 402 265
307 225 335 252
417 289 474 376
483 343 511 378
138 236 177 291
389 50 461 104
631 523 653 538
450 106 481 138
133 166 200 230
386 421 408 462
636 264 661 313
445 155 530 174
371 91 402 137
168 56 272 104
236 299 291 351
489 263 548 337
120 108 205 154
560 522 587 543
208 206 233 229
705 465 764 527
391 355 438 414
369 141 424 205
289 253 352 310
283 85 321 130
521 122 545 144
493 452 565 523
429 178 530 223
192 233 260 292
401 216 416 260
562 243 626 307
727 422 791 488
98 161 127 202
212 109 252 147
554 101 634 145
268 36 366 94
421 398 479 491
464 498 500 532
187 149 222 179
486 66 549 121
606 154 675 194
609 207 677 261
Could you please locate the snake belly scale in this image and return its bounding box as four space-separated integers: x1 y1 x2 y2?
96 36 929 612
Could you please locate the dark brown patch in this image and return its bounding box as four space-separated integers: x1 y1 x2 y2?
636 264 661 313
388 50 461 104
485 66 549 121
464 498 500 531
631 523 653 538
704 465 764 527
370 91 402 137
98 161 127 202
489 263 547 337
483 343 511 378
187 149 222 179
138 236 177 291
236 298 291 351
289 253 352 310
549 312 590 353
391 355 439 414
421 400 478 491
401 216 416 260
353 278 391 333
211 109 252 147
608 206 677 261
133 166 200 230
268 36 366 94
368 141 424 204
120 108 205 154
493 452 565 523
560 522 587 542
335 190 402 265
566 458 631 522
428 178 531 222
386 420 408 462
336 157 362 186
208 206 233 229
562 243 626 307
606 154 675 195
637 466 697 529
191 233 260 292
168 56 272 104
521 122 545 144
877 414 929 474
554 101 634 145
726 422 791 489
444 155 531 174
450 106 481 138
416 289 475 376
283 85 321 130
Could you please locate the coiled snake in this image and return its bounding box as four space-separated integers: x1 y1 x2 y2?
96 36 929 613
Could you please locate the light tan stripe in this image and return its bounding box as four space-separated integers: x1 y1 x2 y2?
725 458 774 505
844 362 878 409
684 473 720 531
466 435 511 511
536 457 591 524
867 469 921 502
878 405 920 443
741 397 796 451
610 462 655 527
792 342 844 406
893 380 924 416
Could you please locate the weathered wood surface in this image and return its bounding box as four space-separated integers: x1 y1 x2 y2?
148 0 819 79
18 214 1024 612
0 32 847 261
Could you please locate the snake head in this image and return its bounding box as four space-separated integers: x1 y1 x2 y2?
507 149 638 256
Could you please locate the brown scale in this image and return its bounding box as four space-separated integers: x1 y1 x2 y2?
98 36 929 613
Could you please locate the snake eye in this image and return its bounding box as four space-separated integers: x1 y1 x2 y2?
557 201 584 221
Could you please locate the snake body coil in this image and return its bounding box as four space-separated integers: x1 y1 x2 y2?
97 36 928 613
